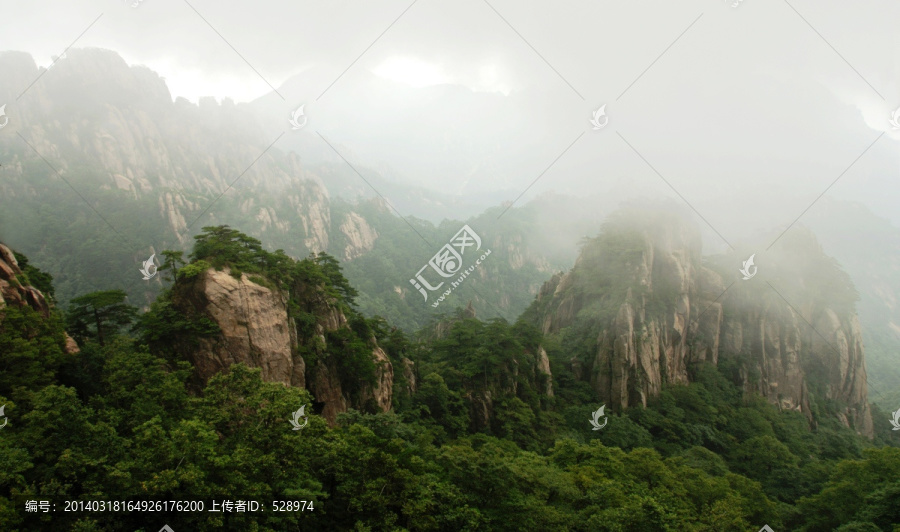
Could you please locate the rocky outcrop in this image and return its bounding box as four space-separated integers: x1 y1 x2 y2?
536 346 554 397
0 243 79 354
298 311 394 424
428 301 479 341
531 211 874 437
177 265 394 425
539 213 701 410
310 361 349 424
186 268 304 387
339 212 378 261
359 346 394 412
719 297 811 420
401 357 417 396
0 244 52 317
0 48 337 252
468 390 494 431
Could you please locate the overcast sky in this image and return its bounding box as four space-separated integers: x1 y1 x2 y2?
0 1 895 101
2 0 900 250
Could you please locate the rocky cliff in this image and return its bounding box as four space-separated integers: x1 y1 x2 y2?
180 267 304 387
530 210 873 437
172 265 394 424
0 243 79 354
0 49 384 281
0 48 576 333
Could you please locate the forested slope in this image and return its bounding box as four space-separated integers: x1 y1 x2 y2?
0 226 898 531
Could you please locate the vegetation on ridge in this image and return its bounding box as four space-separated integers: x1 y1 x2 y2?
0 226 898 531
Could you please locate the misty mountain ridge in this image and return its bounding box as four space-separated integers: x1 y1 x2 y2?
2 47 900 529
526 208 872 436
1 47 898 410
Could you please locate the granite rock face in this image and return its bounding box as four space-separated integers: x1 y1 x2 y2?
0 243 79 354
532 212 873 437
0 49 336 251
179 266 394 425
189 268 303 387
339 212 378 262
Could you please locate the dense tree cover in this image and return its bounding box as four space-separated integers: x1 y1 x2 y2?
2 239 899 530
0 331 777 531
65 290 138 347
0 164 171 308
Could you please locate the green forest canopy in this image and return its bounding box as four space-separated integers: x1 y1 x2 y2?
1 227 898 531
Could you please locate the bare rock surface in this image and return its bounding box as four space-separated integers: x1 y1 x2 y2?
181 266 396 425
190 268 303 387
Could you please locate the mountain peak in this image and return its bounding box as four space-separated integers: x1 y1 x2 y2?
530 210 873 437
